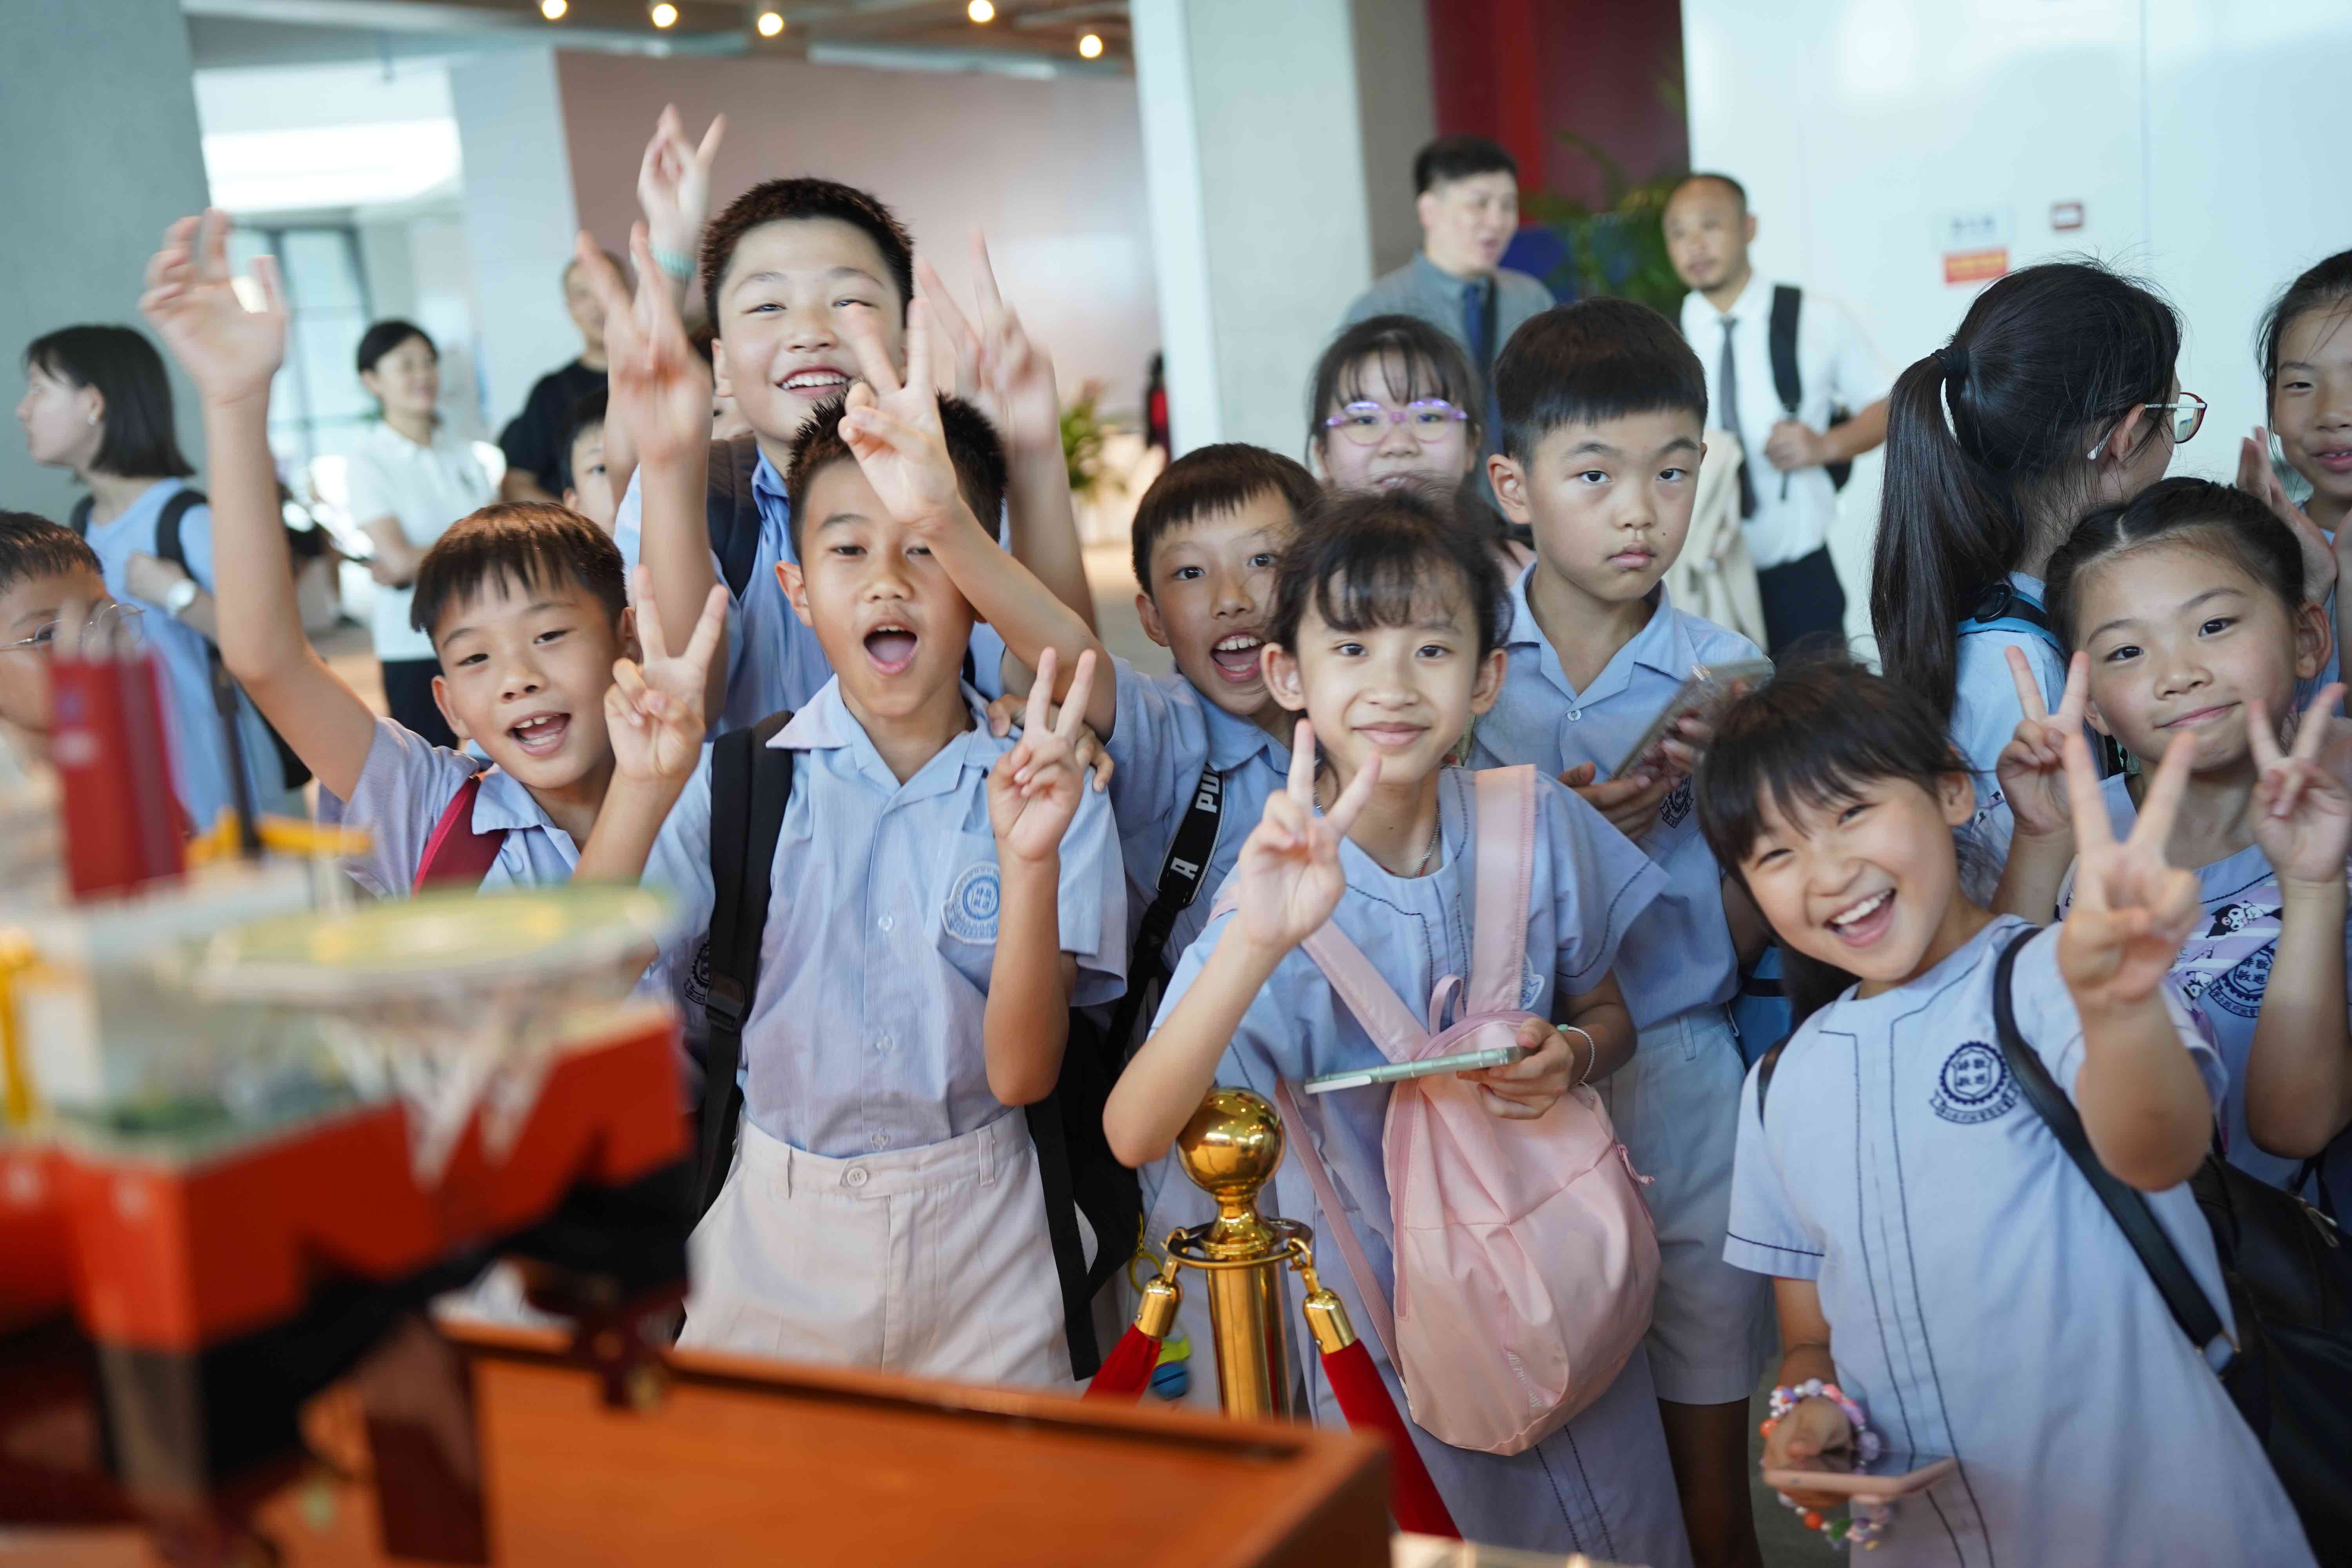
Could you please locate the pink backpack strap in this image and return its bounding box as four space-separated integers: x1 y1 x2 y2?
413 770 506 893
1274 1078 1403 1370
1466 766 1538 1012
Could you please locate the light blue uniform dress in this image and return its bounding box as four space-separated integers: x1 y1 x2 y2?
2062 775 2352 1202
1151 769 1691 1563
613 459 1007 735
1470 573 1778 1403
1949 572 2066 867
1726 917 2314 1566
318 719 586 895
637 678 1126 1383
78 479 301 831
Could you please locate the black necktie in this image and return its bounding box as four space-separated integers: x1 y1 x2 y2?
1719 317 1756 519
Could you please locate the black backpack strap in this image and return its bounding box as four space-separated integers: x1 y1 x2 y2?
1991 924 2235 1363
695 709 795 1220
156 488 313 797
1103 766 1225 1053
704 434 766 600
68 495 93 537
154 488 205 573
1768 284 1804 414
1754 1035 1789 1122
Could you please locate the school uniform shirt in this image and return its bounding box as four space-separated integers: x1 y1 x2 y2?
639 676 1125 1160
2062 774 2352 1201
317 718 581 895
1150 769 1686 1562
1726 917 2313 1567
1681 273 1893 569
343 421 497 664
1469 572 1757 1028
78 479 301 833
611 458 1009 736
1950 572 2066 867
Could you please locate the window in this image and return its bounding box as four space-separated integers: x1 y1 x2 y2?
227 225 374 477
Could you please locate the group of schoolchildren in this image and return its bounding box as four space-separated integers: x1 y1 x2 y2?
5 104 2351 1566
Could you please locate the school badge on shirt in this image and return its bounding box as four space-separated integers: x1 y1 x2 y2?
1657 775 1693 831
944 863 1002 943
1931 1040 2018 1125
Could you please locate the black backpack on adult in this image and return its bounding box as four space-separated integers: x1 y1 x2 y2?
71 489 312 797
690 712 1138 1381
1765 285 1853 493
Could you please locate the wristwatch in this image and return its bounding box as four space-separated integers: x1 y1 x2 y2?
163 577 201 619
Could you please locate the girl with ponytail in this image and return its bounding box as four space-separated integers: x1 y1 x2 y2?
1867 261 2189 858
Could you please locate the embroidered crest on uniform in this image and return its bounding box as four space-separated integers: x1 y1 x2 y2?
1930 1040 2018 1125
1657 774 1693 829
2205 942 2275 1019
684 937 711 1008
943 863 1002 943
1520 952 1544 1011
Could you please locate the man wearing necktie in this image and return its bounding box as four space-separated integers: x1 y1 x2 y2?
1665 172 1894 657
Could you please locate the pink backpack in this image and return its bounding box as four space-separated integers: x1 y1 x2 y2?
1266 766 1659 1455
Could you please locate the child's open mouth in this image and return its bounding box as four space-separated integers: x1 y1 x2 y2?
863 624 919 675
508 711 570 757
1824 889 1895 949
2311 446 2352 475
782 367 852 396
1208 633 1263 684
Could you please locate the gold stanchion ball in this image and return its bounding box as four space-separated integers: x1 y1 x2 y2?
1174 1086 1284 1203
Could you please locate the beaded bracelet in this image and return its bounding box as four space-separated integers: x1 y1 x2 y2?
1760 1380 1890 1551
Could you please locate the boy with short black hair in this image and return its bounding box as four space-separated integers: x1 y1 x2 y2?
141 210 723 897
1473 297 1774 1568
583 287 1125 1388
0 512 111 756
560 388 618 536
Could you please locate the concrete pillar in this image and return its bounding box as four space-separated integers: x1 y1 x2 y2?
0 0 211 521
1131 0 1383 456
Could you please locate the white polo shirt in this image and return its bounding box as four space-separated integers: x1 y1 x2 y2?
344 420 497 662
1680 273 1893 570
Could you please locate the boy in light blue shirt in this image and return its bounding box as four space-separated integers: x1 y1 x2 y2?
1473 298 1777 1568
595 316 1125 1388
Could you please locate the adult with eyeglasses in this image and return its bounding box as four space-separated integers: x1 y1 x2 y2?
1340 135 1552 452
1662 172 1895 659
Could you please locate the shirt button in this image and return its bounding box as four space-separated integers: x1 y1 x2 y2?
877 914 894 933
869 1132 891 1152
1566 708 1582 722
844 1167 869 1189
873 1034 893 1053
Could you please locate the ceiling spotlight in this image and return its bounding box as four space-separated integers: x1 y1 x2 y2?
756 9 784 34
650 2 678 25
540 0 566 16
967 0 994 21
1078 31 1102 57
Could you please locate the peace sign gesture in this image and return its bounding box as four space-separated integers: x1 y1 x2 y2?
2240 428 2337 606
575 226 711 467
915 234 1062 462
604 566 729 784
140 209 286 408
635 105 724 269
2057 730 2201 1014
1227 722 1382 956
989 646 1100 865
2248 683 2352 888
839 298 967 532
1996 647 2093 843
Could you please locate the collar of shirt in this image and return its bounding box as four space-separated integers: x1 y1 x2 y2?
772 675 999 802
750 447 798 566
1502 563 1698 707
1201 695 1292 775
468 762 579 856
1688 269 1772 335
1412 250 1490 308
363 419 461 461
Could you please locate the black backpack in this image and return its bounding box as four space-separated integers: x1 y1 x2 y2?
691 712 1138 1380
1766 284 1853 493
72 489 312 802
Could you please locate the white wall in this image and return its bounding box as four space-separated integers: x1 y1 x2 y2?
552 49 1159 423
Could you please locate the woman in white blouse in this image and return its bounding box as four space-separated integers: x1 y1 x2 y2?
347 320 495 747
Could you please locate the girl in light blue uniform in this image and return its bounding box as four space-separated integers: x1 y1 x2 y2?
1700 656 2312 1566
1866 263 2187 864
1996 478 2352 1204
1107 493 1690 1563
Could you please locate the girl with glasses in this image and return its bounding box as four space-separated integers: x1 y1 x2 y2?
1305 314 1533 575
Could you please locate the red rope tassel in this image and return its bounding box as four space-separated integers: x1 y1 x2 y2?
1083 1322 1161 1401
1319 1338 1458 1538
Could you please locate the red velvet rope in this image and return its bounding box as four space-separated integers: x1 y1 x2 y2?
1082 1322 1161 1400
1319 1339 1459 1538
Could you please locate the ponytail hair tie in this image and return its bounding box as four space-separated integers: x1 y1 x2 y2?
1934 343 1971 383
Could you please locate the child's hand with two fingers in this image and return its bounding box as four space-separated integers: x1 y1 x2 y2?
575 226 713 470
1762 1395 1858 1511
1461 1016 1593 1121
916 234 1062 465
839 299 970 534
2239 427 2337 606
635 105 724 281
989 647 1102 865
985 687 1112 792
139 209 286 408
1996 647 2092 844
2248 682 2352 890
605 567 729 785
1227 722 1381 957
2056 729 2202 1016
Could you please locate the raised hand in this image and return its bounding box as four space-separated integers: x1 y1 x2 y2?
2240 427 2336 605
575 227 711 466
2249 683 2352 887
1560 760 1670 842
604 567 728 783
989 647 1100 862
1996 647 2092 841
915 234 1062 462
1227 722 1380 955
839 298 967 531
2058 730 2201 1014
983 686 1112 791
139 209 285 407
635 105 724 265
